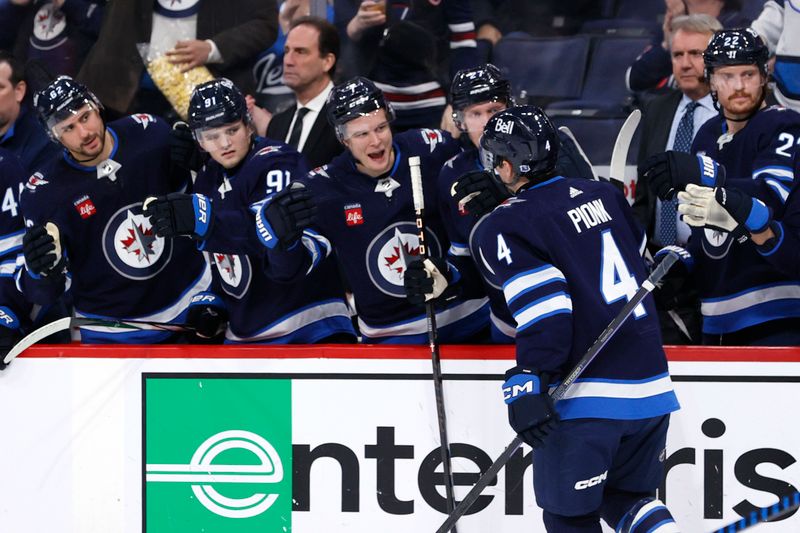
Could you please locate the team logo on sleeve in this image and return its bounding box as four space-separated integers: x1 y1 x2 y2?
366 222 442 297
25 173 49 191
420 129 443 153
102 203 172 280
255 146 281 157
132 114 155 130
213 253 252 299
701 228 733 260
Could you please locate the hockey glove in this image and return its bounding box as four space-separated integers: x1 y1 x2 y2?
404 258 455 306
650 245 694 311
186 292 228 340
170 122 202 172
144 193 212 240
255 182 316 250
0 306 21 370
23 223 64 278
641 151 726 200
451 170 511 218
502 366 559 449
677 184 772 243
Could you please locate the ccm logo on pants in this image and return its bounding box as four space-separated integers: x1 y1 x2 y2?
574 470 608 491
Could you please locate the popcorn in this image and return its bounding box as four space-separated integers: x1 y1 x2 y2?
145 56 213 119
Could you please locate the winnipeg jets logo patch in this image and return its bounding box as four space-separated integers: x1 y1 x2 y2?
569 187 583 198
131 114 155 130
25 173 49 191
255 145 281 157
421 129 444 153
213 253 252 299
366 222 442 297
701 227 733 260
103 203 172 280
32 4 66 43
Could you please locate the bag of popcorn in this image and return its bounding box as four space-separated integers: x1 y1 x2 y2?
137 43 214 120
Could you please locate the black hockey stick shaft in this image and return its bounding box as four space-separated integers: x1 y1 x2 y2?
710 491 800 533
436 252 679 533
71 317 197 332
409 156 458 532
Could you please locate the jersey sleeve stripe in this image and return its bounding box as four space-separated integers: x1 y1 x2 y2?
765 178 791 203
513 292 572 332
503 265 566 305
0 229 24 257
448 242 471 257
752 165 794 181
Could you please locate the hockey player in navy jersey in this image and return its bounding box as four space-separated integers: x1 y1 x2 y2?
144 78 355 343
642 28 800 345
255 77 489 343
474 106 680 533
440 64 598 343
17 76 213 343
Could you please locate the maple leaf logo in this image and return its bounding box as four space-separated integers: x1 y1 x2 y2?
120 211 157 263
215 253 237 281
383 228 420 277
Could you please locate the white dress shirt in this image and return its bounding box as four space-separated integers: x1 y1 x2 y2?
285 81 334 152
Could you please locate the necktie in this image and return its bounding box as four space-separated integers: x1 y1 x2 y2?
659 101 699 246
287 107 310 149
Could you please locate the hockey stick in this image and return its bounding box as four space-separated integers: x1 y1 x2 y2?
609 109 641 184
2 316 196 367
408 155 458 531
710 492 800 533
557 126 599 180
436 251 680 533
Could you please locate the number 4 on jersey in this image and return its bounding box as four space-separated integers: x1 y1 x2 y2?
600 230 646 318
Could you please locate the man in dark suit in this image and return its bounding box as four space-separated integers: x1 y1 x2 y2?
77 0 277 118
634 14 722 344
267 17 343 170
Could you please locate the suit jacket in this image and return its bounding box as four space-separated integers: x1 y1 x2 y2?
267 102 343 170
77 0 277 115
633 90 683 245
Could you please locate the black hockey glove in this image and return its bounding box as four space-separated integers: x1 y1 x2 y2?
23 223 64 278
255 182 316 250
640 151 726 200
170 122 202 172
650 246 694 311
186 292 228 340
677 184 772 243
0 306 22 370
404 258 456 306
451 170 511 218
144 193 212 240
503 366 560 449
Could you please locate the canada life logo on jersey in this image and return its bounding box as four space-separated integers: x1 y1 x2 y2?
73 195 96 219
132 114 155 130
421 129 443 153
366 222 442 297
344 203 364 226
213 253 252 299
102 203 172 280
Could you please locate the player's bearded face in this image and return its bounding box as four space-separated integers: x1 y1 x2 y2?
461 100 507 148
343 110 394 177
196 120 251 169
712 65 765 117
54 104 106 160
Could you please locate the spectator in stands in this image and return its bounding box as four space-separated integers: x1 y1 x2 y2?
627 0 751 93
335 0 479 130
751 0 800 113
76 0 278 119
11 0 106 78
266 17 343 169
252 0 334 115
0 52 60 174
634 14 721 344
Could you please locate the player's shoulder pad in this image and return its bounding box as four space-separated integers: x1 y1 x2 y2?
306 164 331 181
759 104 800 127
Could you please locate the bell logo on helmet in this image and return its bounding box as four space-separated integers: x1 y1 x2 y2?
494 118 514 135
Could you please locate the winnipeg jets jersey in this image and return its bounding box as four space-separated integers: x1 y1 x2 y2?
264 129 489 343
18 115 211 343
690 106 800 334
475 176 679 421
195 137 354 343
0 148 32 332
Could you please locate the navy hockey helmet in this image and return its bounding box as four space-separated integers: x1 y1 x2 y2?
34 75 103 139
450 64 512 131
188 78 250 132
480 105 558 180
326 77 395 141
703 28 769 80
